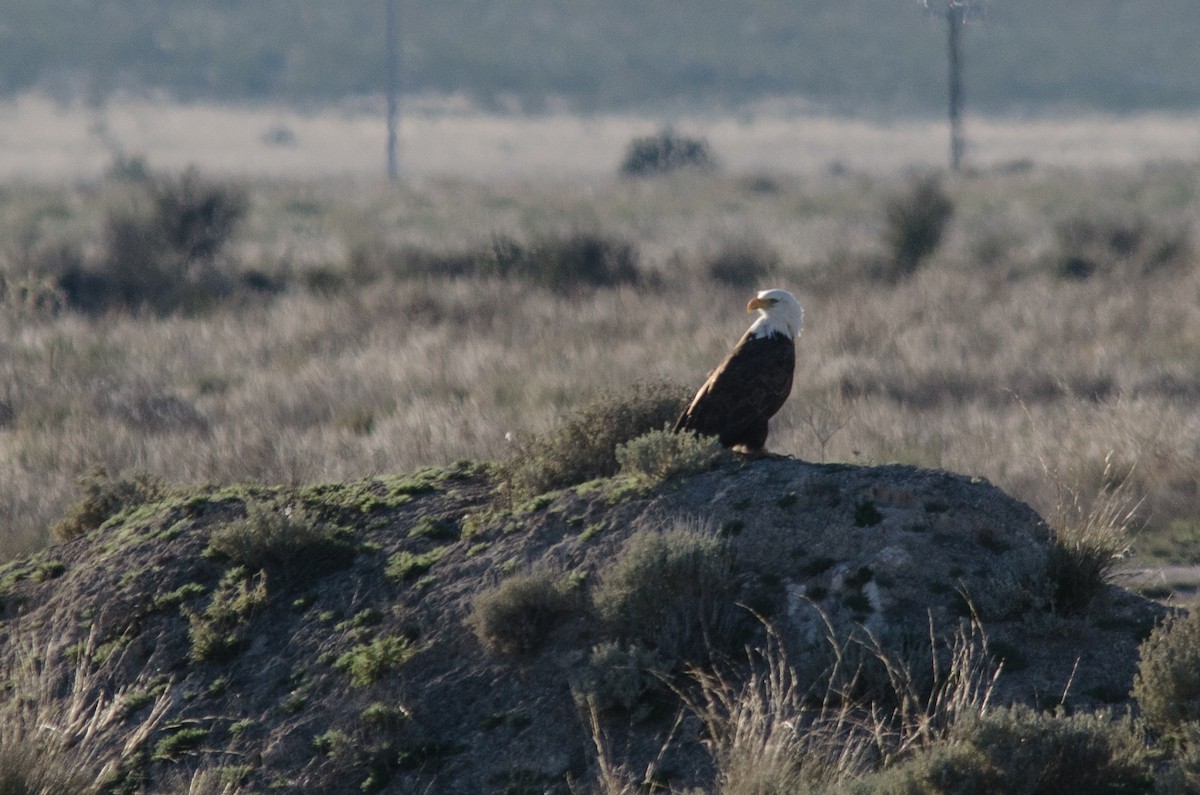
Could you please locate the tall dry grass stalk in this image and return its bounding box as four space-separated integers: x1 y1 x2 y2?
664 613 999 793
0 619 173 792
1041 450 1143 610
857 612 1001 763
579 701 685 795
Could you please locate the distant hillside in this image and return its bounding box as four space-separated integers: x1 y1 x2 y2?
6 0 1200 114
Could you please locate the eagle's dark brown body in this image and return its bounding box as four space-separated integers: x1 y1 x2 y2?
672 329 795 454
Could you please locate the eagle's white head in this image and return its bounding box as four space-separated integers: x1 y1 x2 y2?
747 288 804 339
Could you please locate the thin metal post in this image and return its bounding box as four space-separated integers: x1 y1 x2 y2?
946 1 965 171
385 0 400 181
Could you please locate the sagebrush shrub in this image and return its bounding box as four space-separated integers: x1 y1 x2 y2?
467 571 578 656
594 524 745 662
616 427 727 483
881 175 954 280
1156 721 1200 794
205 500 355 583
620 129 717 177
185 569 268 664
862 705 1151 794
505 381 690 497
51 466 167 541
149 168 247 264
1132 610 1200 734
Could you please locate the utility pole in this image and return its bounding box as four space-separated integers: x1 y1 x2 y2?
946 0 966 171
385 0 400 181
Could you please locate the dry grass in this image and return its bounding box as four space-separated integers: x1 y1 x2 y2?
0 618 173 793
2 147 1200 572
589 612 1001 794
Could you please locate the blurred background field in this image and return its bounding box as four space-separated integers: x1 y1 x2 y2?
3 157 1200 597
3 95 1200 182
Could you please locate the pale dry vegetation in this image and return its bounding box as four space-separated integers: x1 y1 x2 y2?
2 157 1199 579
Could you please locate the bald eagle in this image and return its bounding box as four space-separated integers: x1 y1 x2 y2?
673 289 803 456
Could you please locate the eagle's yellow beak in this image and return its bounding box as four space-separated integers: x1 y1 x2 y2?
747 296 770 312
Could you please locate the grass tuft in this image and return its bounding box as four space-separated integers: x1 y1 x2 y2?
1044 453 1139 613
619 129 717 177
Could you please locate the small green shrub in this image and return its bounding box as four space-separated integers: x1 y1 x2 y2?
467 571 577 656
881 175 954 281
313 729 352 757
616 427 727 483
620 129 717 177
1132 610 1200 734
385 547 448 583
862 706 1151 794
186 569 268 664
51 465 167 541
362 703 409 732
334 636 417 686
594 524 746 662
153 582 208 611
206 500 356 582
505 381 690 498
153 726 209 761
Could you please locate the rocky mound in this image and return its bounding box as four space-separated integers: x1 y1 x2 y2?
0 458 1165 793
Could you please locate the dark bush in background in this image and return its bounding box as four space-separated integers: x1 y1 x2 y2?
485 232 640 292
53 168 248 315
881 175 954 281
1054 213 1192 280
620 129 717 177
704 238 779 287
346 232 640 294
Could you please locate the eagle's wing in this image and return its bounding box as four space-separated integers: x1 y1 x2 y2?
673 331 795 447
